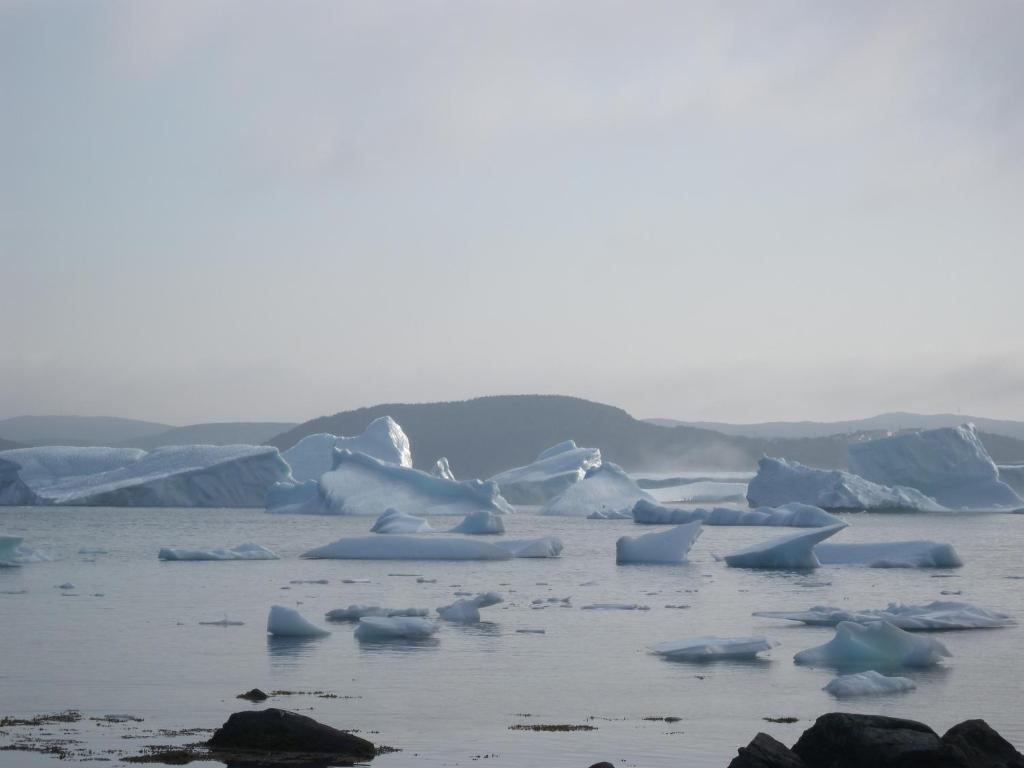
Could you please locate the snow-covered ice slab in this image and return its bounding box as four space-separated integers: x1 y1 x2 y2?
649 636 775 661
815 541 962 568
540 463 653 517
493 537 563 558
325 605 429 621
431 457 456 481
825 671 916 698
616 521 702 564
489 440 602 504
282 416 412 482
449 510 505 535
794 620 951 668
718 523 847 569
370 509 433 534
437 592 504 622
746 457 944 512
302 535 512 561
267 605 330 638
849 424 1024 510
158 543 279 561
354 616 439 640
754 601 1011 631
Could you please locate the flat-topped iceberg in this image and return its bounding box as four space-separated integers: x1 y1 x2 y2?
282 416 412 482
632 499 842 527
794 620 951 668
431 457 456 481
354 616 439 640
815 540 962 568
325 605 429 621
718 523 847 569
825 671 916 698
849 424 1024 510
649 636 775 661
370 509 433 534
616 521 703 564
449 510 505 535
754 601 1012 631
437 592 504 622
747 457 944 512
302 535 512 561
493 536 563 558
540 462 652 517
489 440 602 504
0 458 39 505
267 605 330 638
1 446 145 489
158 543 279 561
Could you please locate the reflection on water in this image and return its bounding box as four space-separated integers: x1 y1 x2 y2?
266 635 328 664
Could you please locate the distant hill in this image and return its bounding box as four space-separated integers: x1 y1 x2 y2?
268 395 851 478
122 422 298 450
0 437 26 451
0 415 172 447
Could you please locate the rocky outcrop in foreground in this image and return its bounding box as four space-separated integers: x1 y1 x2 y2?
207 708 376 763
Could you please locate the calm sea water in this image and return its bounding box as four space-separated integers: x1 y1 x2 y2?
2 504 1023 767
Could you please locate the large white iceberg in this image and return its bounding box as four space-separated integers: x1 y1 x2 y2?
437 592 504 622
489 440 602 504
754 601 1012 631
267 605 330 638
158 543 279 561
848 424 1024 509
0 458 39 505
325 605 429 621
282 416 412 482
815 540 962 568
370 509 433 534
649 636 775 661
793 620 951 668
540 463 653 517
632 499 842 527
746 457 944 512
1 446 145 489
718 523 847 569
354 616 439 640
824 671 916 698
302 535 512 561
493 537 564 558
449 510 505 535
616 521 703 564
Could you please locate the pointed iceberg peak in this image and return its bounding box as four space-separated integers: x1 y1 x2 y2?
282 415 413 482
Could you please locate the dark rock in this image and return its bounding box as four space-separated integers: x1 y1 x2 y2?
587 763 615 768
236 689 269 702
208 709 375 761
728 732 807 768
792 713 967 768
943 720 1024 768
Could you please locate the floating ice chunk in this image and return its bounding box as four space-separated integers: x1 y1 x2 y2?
493 537 563 558
354 616 439 640
815 541 962 568
616 521 702 565
632 500 703 525
0 536 50 566
325 605 429 621
794 620 951 668
302 535 512 561
489 440 602 504
0 458 39 505
282 416 412 482
718 524 847 569
437 592 504 622
267 605 330 637
747 457 944 512
824 671 916 698
540 463 653 517
587 509 633 519
582 603 650 611
649 636 774 660
370 509 433 534
449 510 505 535
431 457 456 481
754 601 1012 631
706 503 844 527
158 543 279 561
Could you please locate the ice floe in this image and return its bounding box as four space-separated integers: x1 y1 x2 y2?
540 462 653 517
649 636 775 661
815 540 962 568
718 523 848 569
370 509 434 534
282 416 412 482
632 500 842 527
158 543 279 561
266 605 330 638
449 510 505 535
302 535 512 561
354 616 439 640
325 605 429 621
437 592 504 622
489 440 602 504
794 620 951 668
493 537 563 558
754 601 1012 630
824 671 916 698
616 521 702 565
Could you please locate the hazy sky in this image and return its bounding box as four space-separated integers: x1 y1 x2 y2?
2 1 1022 426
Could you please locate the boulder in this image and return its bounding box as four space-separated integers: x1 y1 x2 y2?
791 713 964 768
728 732 807 768
208 709 375 761
942 720 1024 768
236 688 269 702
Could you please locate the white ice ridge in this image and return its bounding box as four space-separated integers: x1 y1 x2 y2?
282 416 413 482
267 449 513 517
649 636 775 661
0 458 39 505
718 523 848 569
746 457 944 512
301 535 512 561
267 605 330 638
370 509 433 534
814 540 962 568
632 499 842 527
794 620 951 668
616 521 703 565
325 605 429 621
849 424 1024 510
354 616 439 640
437 592 504 622
449 510 505 535
540 462 653 517
431 457 456 481
824 671 917 698
158 543 279 561
493 537 563 558
753 601 1012 631
489 440 602 504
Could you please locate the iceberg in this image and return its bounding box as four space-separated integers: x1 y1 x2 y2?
746 457 944 512
370 509 433 534
997 464 1024 498
449 510 505 535
848 424 1024 509
794 620 951 668
266 605 330 638
302 535 512 561
431 457 456 481
632 499 843 527
325 605 429 621
587 509 633 519
281 416 412 482
632 499 703 525
815 540 962 568
824 671 916 698
540 463 653 517
649 636 775 661
437 592 504 622
354 616 439 640
158 543 279 561
753 601 1012 631
0 458 39 505
616 521 703 565
489 440 602 504
1 446 145 489
493 536 563 558
719 523 847 569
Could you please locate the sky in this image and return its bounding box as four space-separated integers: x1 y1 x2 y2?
2 0 1023 426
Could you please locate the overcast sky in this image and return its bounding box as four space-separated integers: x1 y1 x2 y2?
2 0 1022 426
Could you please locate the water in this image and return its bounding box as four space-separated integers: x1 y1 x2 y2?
2 505 1023 767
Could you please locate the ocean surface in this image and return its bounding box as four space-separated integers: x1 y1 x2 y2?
2 502 1023 767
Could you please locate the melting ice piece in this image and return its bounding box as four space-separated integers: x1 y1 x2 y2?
266 605 330 638
824 671 916 698
158 543 279 561
370 509 433 534
354 616 439 640
754 601 1012 631
718 524 847 569
815 541 962 568
794 620 951 668
449 510 505 535
282 416 413 481
649 636 774 660
437 592 504 622
489 440 602 504
540 463 653 517
616 521 703 565
302 535 512 561
493 537 563 558
325 605 429 621
431 457 456 481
